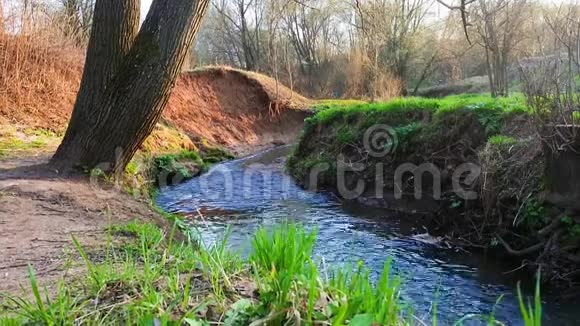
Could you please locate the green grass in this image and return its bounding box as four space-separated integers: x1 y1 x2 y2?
0 222 544 325
0 136 48 159
0 125 63 159
313 99 370 111
307 94 528 129
488 135 518 147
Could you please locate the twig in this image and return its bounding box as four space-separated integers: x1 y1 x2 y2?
502 261 529 275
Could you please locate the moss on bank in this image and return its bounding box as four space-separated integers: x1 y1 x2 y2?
288 94 528 188
288 94 579 286
117 145 234 201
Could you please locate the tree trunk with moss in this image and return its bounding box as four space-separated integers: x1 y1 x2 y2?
52 0 210 176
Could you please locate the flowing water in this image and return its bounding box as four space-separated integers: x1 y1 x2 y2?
156 146 579 325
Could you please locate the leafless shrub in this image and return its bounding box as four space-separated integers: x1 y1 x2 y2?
519 59 580 155
0 0 84 129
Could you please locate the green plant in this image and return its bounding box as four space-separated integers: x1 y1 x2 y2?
394 122 422 152
521 199 549 229
89 168 106 178
489 135 517 146
249 223 318 319
1 267 82 325
450 198 463 209
517 270 542 326
560 215 580 239
337 127 355 144
327 260 404 325
250 223 317 276
198 228 242 307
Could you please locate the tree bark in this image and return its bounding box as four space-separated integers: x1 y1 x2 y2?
52 0 211 176
55 0 139 163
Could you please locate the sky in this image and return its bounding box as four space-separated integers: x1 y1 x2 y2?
141 0 152 21
139 0 572 21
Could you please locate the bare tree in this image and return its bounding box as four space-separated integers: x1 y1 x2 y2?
353 0 430 97
212 0 267 70
474 0 529 97
437 0 529 97
544 1 580 95
59 0 94 44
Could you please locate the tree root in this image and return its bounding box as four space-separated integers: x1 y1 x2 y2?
496 235 546 256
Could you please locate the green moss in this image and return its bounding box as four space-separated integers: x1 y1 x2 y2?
202 146 235 161
153 150 205 181
488 135 518 146
147 147 234 186
336 127 355 144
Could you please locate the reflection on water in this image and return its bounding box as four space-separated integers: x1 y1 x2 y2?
156 146 579 325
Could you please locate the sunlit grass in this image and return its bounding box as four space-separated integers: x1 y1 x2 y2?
0 222 544 325
313 99 370 111
0 125 61 159
309 94 529 127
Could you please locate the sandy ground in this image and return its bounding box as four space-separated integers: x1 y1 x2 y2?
0 155 170 294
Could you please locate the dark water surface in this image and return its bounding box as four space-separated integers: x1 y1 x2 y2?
156 146 579 325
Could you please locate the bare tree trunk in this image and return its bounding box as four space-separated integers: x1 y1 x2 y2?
56 0 140 161
52 0 210 175
484 46 496 97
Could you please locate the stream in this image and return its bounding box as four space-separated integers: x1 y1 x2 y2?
156 146 579 325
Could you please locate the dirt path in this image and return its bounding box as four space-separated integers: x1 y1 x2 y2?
0 155 170 294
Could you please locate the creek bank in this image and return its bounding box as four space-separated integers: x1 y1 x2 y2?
287 95 580 289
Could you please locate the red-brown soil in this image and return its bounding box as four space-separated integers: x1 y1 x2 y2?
0 56 312 155
165 67 312 155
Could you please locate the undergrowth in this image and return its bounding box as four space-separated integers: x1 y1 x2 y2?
0 223 543 325
115 146 234 200
148 148 234 185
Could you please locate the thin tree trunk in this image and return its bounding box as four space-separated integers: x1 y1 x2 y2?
52 0 211 175
412 53 437 96
484 46 497 97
